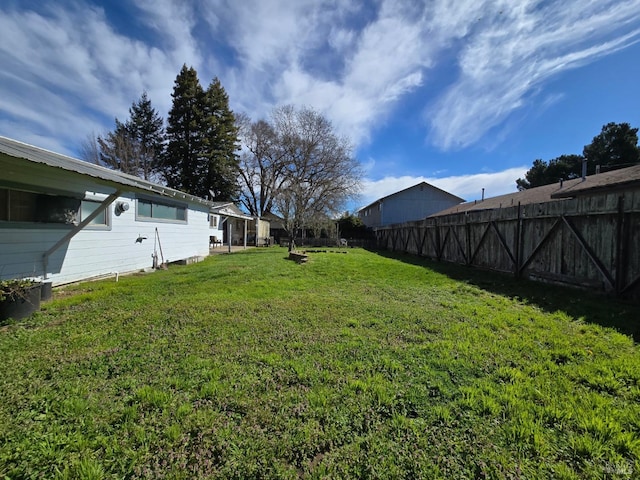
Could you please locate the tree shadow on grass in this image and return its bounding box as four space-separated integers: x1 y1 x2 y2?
369 249 640 343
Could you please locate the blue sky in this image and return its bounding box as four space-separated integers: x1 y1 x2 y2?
1 0 640 209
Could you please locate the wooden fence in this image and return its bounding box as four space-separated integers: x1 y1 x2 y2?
374 190 640 300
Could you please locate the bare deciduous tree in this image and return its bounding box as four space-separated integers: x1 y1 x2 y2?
237 114 288 216
80 132 101 165
238 105 362 250
270 105 361 251
97 122 142 176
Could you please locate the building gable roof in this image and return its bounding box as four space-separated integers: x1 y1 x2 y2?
359 181 465 212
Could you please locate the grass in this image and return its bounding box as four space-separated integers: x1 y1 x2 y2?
1 246 640 479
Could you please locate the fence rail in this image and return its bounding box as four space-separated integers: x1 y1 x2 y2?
285 237 373 249
374 190 640 300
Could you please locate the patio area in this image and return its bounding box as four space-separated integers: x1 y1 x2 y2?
209 245 256 255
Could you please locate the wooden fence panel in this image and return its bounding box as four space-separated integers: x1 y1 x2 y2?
621 211 640 296
374 190 640 300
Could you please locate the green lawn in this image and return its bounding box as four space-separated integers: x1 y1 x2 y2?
1 247 639 479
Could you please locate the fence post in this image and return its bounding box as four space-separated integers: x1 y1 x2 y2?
465 213 471 266
435 218 441 260
515 202 522 278
615 195 626 295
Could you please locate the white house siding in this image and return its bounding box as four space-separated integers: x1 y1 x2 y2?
1 150 211 285
0 193 211 285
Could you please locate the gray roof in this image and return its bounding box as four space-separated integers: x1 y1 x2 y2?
0 135 212 206
431 164 640 217
551 164 640 198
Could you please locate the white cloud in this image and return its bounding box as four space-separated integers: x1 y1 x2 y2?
427 0 640 150
205 0 434 145
0 2 201 154
213 0 640 154
0 0 639 165
428 167 529 200
359 166 528 208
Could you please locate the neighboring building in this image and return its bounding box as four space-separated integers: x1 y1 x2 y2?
375 165 640 299
261 212 286 245
358 181 464 228
0 136 215 285
431 165 640 217
210 202 270 248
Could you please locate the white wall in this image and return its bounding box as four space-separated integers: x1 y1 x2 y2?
0 192 211 285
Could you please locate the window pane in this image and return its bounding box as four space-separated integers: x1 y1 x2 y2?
36 195 80 224
1 189 79 224
81 200 107 225
0 189 7 221
153 203 175 219
137 200 152 217
10 190 37 222
137 198 186 222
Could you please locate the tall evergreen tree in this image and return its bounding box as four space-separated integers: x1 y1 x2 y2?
89 92 164 180
516 155 584 190
163 64 207 195
202 77 241 201
128 92 164 181
163 67 240 199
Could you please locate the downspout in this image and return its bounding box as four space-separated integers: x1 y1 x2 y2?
227 217 232 253
42 190 122 279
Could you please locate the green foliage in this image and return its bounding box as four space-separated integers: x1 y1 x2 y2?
164 64 207 195
164 65 240 199
203 77 241 201
337 213 369 239
584 122 640 171
517 122 640 189
1 248 640 479
516 154 584 190
0 278 39 302
127 91 165 180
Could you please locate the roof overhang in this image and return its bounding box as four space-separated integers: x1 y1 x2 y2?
210 203 255 221
0 136 212 206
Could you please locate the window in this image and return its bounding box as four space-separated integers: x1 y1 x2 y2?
209 214 218 228
0 188 7 221
136 198 186 223
0 188 80 225
81 200 109 228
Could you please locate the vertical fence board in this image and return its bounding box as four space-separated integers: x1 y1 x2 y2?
374 190 640 300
